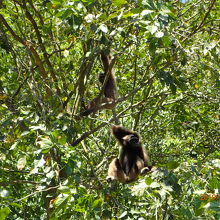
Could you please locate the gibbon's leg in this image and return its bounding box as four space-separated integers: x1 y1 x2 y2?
80 97 100 116
106 158 126 183
80 85 116 116
136 156 145 172
125 156 145 183
126 157 152 182
99 97 116 110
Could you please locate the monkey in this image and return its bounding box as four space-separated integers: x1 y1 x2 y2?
106 125 152 183
80 49 118 116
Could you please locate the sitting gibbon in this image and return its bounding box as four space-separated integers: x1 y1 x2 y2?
106 125 152 183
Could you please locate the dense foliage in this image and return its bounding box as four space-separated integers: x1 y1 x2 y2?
0 0 219 219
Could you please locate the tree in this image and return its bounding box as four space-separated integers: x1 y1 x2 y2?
0 0 219 219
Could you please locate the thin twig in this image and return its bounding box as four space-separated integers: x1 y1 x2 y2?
12 186 59 203
183 0 217 42
0 180 39 186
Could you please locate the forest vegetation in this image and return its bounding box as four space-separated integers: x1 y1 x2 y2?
0 0 219 219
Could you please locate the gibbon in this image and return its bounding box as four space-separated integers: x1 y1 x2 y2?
80 50 117 116
106 125 152 183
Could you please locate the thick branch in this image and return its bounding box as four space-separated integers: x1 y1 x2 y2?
0 14 48 79
21 0 61 96
71 90 166 147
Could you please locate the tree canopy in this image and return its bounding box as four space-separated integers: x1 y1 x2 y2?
0 0 219 219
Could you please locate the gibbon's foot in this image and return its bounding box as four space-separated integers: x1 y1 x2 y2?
106 175 117 183
140 166 153 175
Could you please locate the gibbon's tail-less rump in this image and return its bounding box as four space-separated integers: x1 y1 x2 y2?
107 125 152 183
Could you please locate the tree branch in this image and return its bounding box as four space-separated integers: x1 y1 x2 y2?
71 90 167 147
0 13 52 96
183 0 217 42
12 186 59 203
0 180 39 186
21 0 61 96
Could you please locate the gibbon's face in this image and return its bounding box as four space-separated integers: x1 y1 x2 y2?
123 134 140 147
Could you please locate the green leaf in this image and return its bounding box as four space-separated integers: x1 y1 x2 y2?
37 137 53 153
180 208 193 219
155 31 164 38
162 35 171 47
30 125 47 131
119 211 127 218
150 182 160 188
209 177 220 189
149 38 158 54
17 156 27 170
170 83 177 94
203 201 220 212
112 0 127 7
147 25 158 34
141 9 154 16
145 177 153 185
140 20 151 26
92 198 103 208
54 195 70 213
0 207 10 220
35 156 46 168
166 161 179 169
99 24 108 33
0 189 9 198
85 14 95 23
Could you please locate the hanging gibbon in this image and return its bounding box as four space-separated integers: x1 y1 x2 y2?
106 125 152 183
80 50 118 116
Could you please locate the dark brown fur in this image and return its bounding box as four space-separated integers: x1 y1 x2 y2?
80 50 117 116
107 125 151 183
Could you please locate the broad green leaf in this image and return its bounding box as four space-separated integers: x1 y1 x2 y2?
35 156 46 168
99 24 108 33
37 137 53 153
119 211 128 218
85 14 95 23
0 189 9 197
147 25 158 34
162 35 171 47
54 195 70 213
0 153 6 160
145 177 153 185
203 201 220 211
150 182 160 188
155 31 164 38
0 208 10 220
112 0 126 7
167 161 179 169
17 156 27 170
30 125 47 131
92 198 103 208
141 9 154 16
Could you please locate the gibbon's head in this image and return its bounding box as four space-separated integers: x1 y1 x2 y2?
123 134 140 147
